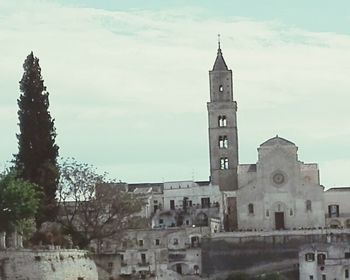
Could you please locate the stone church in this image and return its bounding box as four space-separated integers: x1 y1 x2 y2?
207 43 325 231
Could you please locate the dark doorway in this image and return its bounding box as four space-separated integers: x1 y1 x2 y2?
176 263 182 274
275 212 285 230
170 200 175 210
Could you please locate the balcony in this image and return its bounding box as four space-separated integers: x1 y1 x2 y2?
138 262 150 267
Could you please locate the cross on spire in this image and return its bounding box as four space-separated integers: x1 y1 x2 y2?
218 34 221 50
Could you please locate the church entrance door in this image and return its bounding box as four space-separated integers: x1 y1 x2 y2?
275 212 285 230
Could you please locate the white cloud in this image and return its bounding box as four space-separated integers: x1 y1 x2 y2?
0 1 349 186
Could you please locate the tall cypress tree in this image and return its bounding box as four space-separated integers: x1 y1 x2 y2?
15 52 59 227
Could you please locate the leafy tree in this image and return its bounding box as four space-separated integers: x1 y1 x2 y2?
0 172 41 232
15 52 59 227
57 158 144 250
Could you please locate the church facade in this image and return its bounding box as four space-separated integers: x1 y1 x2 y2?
207 45 326 231
236 136 325 230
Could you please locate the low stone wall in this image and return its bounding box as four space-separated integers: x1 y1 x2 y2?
202 229 350 278
0 249 98 280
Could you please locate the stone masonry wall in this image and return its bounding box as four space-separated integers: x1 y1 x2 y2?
0 249 98 280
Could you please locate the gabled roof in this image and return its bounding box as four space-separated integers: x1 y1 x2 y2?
260 135 295 147
212 47 228 71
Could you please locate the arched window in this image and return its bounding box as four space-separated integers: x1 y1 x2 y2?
218 116 227 127
220 158 229 170
219 85 224 92
306 200 312 211
248 203 254 214
218 136 228 148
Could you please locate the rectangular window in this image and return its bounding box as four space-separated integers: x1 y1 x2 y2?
309 276 313 280
317 253 326 265
345 269 349 279
155 239 160 245
305 253 315 262
159 218 163 224
306 200 312 211
345 252 350 259
120 254 124 261
201 197 210 208
328 204 339 217
138 240 143 247
248 203 254 214
322 275 326 280
170 200 175 210
141 253 146 264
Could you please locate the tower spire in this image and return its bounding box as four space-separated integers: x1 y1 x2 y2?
213 34 228 71
218 34 221 50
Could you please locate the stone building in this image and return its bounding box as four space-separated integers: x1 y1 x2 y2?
96 227 207 280
236 136 325 231
152 180 223 229
324 187 350 229
299 242 350 280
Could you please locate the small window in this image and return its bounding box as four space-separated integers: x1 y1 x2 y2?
248 203 254 214
306 200 312 211
345 252 350 259
201 197 210 208
218 116 227 127
219 85 224 92
345 268 349 279
219 136 228 148
159 219 163 224
220 158 229 170
120 254 124 261
322 275 326 280
305 253 315 262
155 239 160 245
309 276 313 280
141 253 146 263
173 238 179 245
290 209 293 216
138 240 143 247
266 210 269 217
328 204 339 217
317 253 326 265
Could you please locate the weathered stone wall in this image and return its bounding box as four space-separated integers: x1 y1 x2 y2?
201 230 350 278
0 249 97 280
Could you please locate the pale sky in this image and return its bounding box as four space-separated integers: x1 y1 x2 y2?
1 0 349 188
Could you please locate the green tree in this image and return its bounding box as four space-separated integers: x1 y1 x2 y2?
57 158 144 250
0 172 41 232
15 52 59 227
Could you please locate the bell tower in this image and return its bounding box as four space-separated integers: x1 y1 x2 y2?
207 40 238 191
